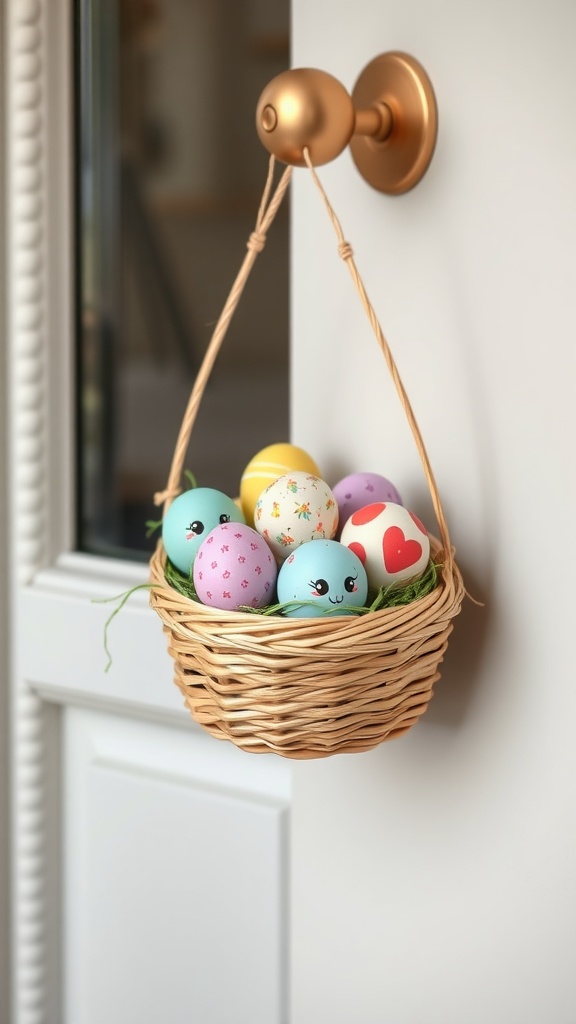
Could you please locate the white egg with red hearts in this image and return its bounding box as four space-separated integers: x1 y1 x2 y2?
340 501 430 590
254 471 339 562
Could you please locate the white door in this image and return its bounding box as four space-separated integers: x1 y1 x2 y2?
5 2 576 1024
289 2 576 1022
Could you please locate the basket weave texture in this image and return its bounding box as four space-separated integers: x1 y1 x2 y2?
150 536 464 758
148 155 465 759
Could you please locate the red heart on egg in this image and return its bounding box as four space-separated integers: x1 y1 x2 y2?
383 526 422 573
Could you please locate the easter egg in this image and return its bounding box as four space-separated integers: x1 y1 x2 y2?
277 539 368 618
239 443 321 525
332 472 402 537
254 471 339 562
340 501 430 589
162 487 245 575
193 522 277 611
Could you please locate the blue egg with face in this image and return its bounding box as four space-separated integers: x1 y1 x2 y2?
162 487 245 575
277 539 368 618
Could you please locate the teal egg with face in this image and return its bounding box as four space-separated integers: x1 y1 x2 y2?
277 539 368 618
162 487 245 575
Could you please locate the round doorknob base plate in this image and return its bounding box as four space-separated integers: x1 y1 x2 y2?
350 52 438 194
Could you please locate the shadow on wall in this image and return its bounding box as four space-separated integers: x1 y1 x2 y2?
393 470 494 737
422 553 492 732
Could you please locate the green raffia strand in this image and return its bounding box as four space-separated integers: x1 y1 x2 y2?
367 559 439 612
164 557 198 599
183 470 198 489
238 598 367 617
93 584 156 673
163 558 439 617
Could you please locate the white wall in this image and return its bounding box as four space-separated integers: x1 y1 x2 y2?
290 2 576 1021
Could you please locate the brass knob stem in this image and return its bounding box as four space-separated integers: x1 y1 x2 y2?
354 103 393 144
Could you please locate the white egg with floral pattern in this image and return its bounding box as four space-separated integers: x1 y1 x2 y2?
254 471 339 562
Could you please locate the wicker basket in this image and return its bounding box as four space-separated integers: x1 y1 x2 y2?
148 156 465 759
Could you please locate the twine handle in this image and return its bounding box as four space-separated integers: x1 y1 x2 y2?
156 149 453 569
155 156 293 513
302 148 453 565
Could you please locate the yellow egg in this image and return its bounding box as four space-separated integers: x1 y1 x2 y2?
240 442 321 525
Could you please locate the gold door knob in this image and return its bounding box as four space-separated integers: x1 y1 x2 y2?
256 67 358 168
256 52 438 195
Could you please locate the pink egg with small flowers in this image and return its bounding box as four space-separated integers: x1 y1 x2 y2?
340 501 430 590
193 522 277 611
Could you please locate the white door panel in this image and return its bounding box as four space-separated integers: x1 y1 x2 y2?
64 709 289 1024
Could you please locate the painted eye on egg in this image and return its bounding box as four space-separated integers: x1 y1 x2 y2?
344 575 357 593
310 578 329 596
163 487 246 576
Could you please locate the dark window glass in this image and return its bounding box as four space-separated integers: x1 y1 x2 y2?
75 0 290 559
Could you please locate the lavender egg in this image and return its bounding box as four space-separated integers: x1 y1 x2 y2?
332 472 402 538
193 522 277 611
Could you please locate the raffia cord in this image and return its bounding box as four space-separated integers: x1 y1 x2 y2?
302 148 452 566
154 156 293 513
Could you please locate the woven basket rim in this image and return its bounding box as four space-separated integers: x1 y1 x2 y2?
148 534 464 637
148 537 465 759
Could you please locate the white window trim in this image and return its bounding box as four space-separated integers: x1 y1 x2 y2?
1 1 10 1019
5 3 200 1017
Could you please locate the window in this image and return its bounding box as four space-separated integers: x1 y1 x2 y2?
75 0 290 559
